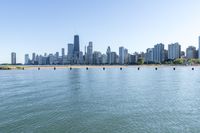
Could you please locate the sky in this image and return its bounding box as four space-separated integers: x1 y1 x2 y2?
1 0 200 63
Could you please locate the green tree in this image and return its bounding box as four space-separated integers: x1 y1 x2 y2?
137 58 144 65
173 58 184 65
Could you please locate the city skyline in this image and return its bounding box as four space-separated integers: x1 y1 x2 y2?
1 0 200 63
6 34 200 65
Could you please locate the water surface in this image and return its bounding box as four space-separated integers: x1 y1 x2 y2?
0 67 200 133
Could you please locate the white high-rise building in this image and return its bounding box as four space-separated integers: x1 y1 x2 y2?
119 47 125 64
153 43 165 63
168 43 181 60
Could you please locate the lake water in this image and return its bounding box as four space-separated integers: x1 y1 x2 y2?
0 67 200 133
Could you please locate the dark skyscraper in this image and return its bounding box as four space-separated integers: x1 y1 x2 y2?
74 35 80 58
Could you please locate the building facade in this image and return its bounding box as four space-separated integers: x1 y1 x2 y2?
168 43 181 60
153 43 165 63
119 47 125 64
186 46 197 59
11 52 16 65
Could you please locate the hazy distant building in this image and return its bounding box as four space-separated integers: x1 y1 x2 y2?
49 54 54 65
67 43 74 63
119 47 125 64
38 55 43 65
164 50 168 61
93 51 101 65
186 46 197 59
101 54 107 64
73 35 80 63
62 48 65 58
32 53 36 64
87 42 93 64
145 48 154 63
55 52 59 59
79 51 84 64
24 54 29 65
133 52 139 64
106 46 112 64
181 51 185 58
168 43 181 60
111 52 117 64
11 52 16 65
124 48 129 64
153 43 165 63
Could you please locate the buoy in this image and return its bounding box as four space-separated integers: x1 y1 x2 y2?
120 67 122 70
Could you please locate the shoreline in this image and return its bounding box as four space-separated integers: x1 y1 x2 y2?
0 64 199 70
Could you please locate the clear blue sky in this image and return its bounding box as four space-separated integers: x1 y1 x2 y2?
1 0 200 63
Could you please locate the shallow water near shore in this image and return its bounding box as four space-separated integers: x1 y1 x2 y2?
0 67 200 133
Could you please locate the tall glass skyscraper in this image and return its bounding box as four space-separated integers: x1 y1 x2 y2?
119 46 125 64
11 52 16 65
87 42 93 65
74 35 80 58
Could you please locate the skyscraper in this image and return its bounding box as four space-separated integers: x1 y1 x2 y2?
106 46 111 64
11 52 16 65
74 35 80 58
87 42 93 64
119 47 125 64
168 43 181 60
124 48 129 64
31 52 36 64
101 54 107 64
79 51 84 64
67 43 74 63
145 48 154 63
153 43 165 63
24 54 29 65
111 52 117 64
93 51 101 65
55 52 59 59
61 48 65 58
